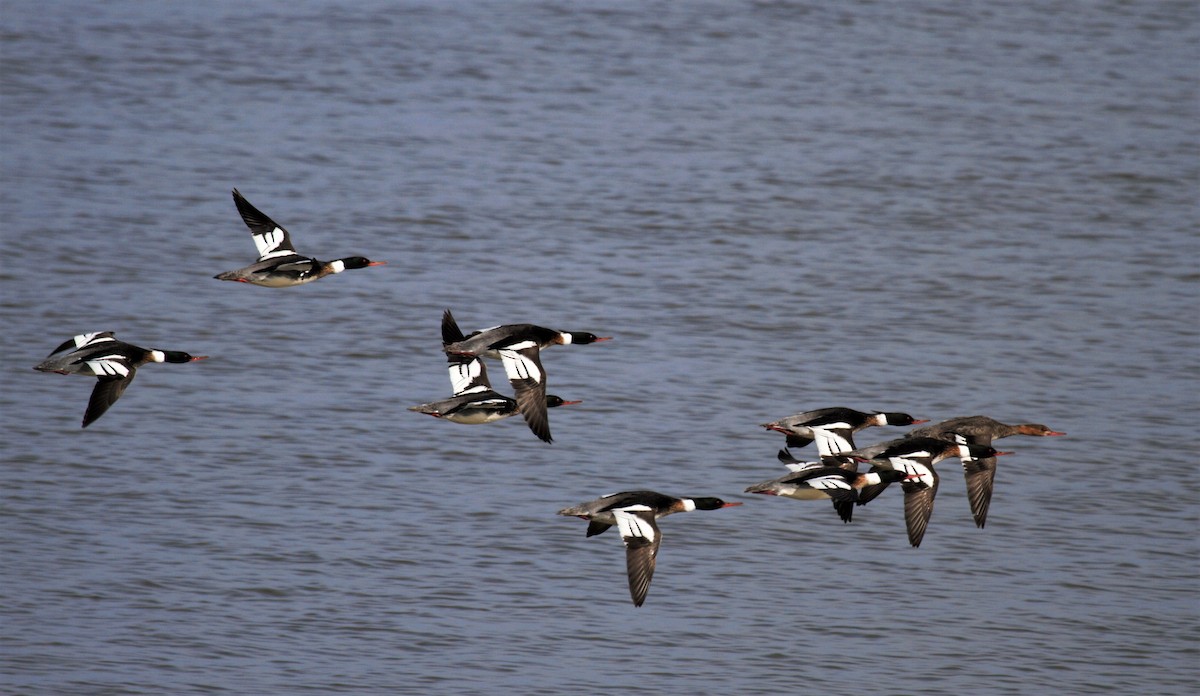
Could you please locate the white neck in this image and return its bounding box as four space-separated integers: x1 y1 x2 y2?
681 498 696 512
863 471 884 485
150 350 166 363
873 413 888 426
329 259 346 274
559 332 573 345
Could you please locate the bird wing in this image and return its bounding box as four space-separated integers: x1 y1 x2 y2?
784 433 815 449
47 331 116 356
498 344 550 443
963 456 998 529
447 355 493 396
441 309 467 344
232 189 298 260
949 433 997 528
83 370 136 427
613 507 661 607
798 472 858 523
777 447 822 472
901 466 939 547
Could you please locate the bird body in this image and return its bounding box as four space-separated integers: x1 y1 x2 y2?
745 465 909 523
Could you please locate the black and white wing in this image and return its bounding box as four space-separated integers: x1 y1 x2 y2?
778 447 822 472
47 331 116 356
613 507 662 607
810 426 858 471
498 343 550 443
899 460 939 547
797 470 858 523
232 189 297 261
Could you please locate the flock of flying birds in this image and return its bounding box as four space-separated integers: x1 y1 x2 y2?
32 189 1066 607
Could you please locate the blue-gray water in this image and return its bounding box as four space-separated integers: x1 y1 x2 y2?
2 1 1197 694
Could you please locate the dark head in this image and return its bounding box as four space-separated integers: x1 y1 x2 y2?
880 412 929 426
337 256 386 270
1017 423 1066 437
876 469 910 484
545 395 582 408
963 443 1008 459
160 351 208 364
564 331 612 345
691 497 743 510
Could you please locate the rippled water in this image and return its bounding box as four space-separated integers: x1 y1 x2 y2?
2 1 1197 694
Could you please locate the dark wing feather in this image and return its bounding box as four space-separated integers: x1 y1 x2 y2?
585 521 612 537
833 499 854 523
856 478 892 506
441 309 467 344
82 372 135 428
785 433 815 449
902 474 939 548
620 511 661 608
963 456 998 528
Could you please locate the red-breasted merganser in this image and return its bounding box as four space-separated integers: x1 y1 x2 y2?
745 464 911 523
409 311 580 442
214 189 384 287
442 309 609 445
558 491 741 607
850 437 1008 547
34 332 207 427
761 407 927 466
907 415 1065 528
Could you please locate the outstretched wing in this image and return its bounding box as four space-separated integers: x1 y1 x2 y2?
963 455 998 529
83 370 136 428
613 507 661 607
498 344 550 443
232 189 297 260
901 469 939 548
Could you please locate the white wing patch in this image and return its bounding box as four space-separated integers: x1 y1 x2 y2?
254 227 292 259
806 475 853 491
85 356 130 378
73 332 115 348
889 456 934 486
449 358 486 395
613 508 656 544
784 460 822 472
499 349 542 383
811 427 853 456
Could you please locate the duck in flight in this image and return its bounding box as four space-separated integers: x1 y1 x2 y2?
907 415 1064 528
409 310 581 442
849 437 1009 547
34 332 207 427
558 491 741 607
214 189 385 287
761 407 927 466
746 449 912 523
441 309 609 445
